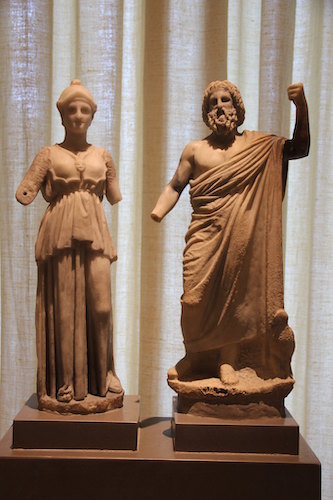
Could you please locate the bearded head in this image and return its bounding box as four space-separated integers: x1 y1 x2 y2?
202 80 245 135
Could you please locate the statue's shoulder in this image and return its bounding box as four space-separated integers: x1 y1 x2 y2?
184 139 202 150
92 145 106 154
180 139 203 161
36 145 51 154
243 130 267 140
31 145 51 164
185 138 210 154
94 146 114 163
244 130 280 141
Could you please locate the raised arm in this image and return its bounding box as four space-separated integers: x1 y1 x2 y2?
283 83 310 161
151 142 195 222
16 147 49 205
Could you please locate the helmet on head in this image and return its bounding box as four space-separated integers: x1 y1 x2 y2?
57 79 97 116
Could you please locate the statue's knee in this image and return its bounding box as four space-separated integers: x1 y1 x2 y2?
90 300 111 323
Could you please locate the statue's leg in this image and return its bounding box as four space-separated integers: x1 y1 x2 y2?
53 251 75 402
86 253 122 396
36 262 48 399
167 354 196 380
168 349 219 381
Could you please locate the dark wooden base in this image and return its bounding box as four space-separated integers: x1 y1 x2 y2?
12 394 140 450
0 417 321 500
172 398 299 454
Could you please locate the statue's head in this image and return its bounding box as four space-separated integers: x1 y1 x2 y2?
202 80 245 135
57 79 97 118
56 80 97 134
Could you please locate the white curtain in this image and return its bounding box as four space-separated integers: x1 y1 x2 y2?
0 0 332 497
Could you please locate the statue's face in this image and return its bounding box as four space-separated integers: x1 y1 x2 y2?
208 89 234 114
207 88 238 135
62 98 93 134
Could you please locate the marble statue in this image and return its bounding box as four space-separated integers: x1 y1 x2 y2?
16 80 124 413
151 81 310 416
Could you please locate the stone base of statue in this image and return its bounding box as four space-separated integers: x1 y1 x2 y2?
12 394 140 450
168 367 294 417
169 367 297 454
38 391 124 414
172 397 299 454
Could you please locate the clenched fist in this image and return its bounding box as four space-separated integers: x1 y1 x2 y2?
287 82 307 109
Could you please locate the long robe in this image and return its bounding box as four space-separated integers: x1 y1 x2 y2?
16 145 118 400
181 131 293 377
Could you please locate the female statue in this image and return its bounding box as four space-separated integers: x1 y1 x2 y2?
16 80 123 413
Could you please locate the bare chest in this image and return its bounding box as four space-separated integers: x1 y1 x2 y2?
192 136 245 179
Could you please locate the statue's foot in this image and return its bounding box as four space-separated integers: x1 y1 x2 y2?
167 365 179 380
220 364 239 385
168 355 195 381
57 384 74 403
107 371 123 394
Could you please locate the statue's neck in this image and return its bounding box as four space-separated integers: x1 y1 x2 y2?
60 132 90 153
209 130 238 149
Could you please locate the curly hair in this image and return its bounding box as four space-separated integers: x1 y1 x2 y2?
202 80 245 128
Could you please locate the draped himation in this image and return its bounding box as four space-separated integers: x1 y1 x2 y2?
182 131 289 377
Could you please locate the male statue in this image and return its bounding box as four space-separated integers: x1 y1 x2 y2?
151 81 309 394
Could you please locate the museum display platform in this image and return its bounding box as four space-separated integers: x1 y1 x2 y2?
172 400 299 454
12 394 140 451
0 397 321 500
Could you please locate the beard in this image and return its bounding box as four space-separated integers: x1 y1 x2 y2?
207 108 238 136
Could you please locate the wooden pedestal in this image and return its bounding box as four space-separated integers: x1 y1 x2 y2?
0 394 321 500
172 398 299 454
12 394 140 451
0 417 320 500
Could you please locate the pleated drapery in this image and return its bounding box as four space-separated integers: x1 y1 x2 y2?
1 1 332 498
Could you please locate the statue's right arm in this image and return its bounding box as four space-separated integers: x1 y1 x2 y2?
151 143 194 222
283 83 310 160
16 147 49 205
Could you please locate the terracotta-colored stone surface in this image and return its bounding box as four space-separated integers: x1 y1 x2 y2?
16 80 123 413
152 81 310 413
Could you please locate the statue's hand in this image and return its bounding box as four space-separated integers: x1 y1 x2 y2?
287 82 306 108
284 82 310 160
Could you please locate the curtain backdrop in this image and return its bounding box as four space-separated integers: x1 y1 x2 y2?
1 0 332 497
